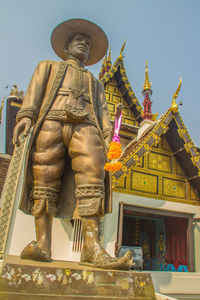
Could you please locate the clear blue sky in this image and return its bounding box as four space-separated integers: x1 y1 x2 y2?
0 0 200 152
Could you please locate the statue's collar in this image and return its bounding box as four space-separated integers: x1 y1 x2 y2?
65 57 87 71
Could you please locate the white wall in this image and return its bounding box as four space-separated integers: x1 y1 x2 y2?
7 209 78 261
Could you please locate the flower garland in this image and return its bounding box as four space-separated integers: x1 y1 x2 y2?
104 105 123 171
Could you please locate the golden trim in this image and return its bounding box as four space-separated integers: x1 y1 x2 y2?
122 165 127 172
144 144 150 150
113 187 200 206
11 101 21 108
112 176 116 183
133 155 139 161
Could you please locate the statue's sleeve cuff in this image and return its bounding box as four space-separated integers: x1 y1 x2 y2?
16 107 37 124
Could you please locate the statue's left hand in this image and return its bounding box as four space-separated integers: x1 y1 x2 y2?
13 117 32 146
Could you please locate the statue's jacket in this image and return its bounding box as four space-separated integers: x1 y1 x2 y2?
17 60 112 218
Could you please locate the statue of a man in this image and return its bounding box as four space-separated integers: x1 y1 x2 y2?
13 19 132 269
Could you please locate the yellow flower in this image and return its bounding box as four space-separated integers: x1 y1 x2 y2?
65 269 71 276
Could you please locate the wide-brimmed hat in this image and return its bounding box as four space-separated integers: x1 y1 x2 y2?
51 19 108 66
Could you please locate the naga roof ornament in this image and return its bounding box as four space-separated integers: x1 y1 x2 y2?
171 77 182 114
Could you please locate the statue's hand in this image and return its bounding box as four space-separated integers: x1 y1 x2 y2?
13 117 32 146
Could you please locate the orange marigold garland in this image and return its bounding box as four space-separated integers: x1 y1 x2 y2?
104 162 122 172
104 104 123 171
107 141 122 160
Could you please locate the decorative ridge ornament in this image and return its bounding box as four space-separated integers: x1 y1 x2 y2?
119 40 126 59
98 47 112 79
171 77 182 114
142 61 153 120
104 103 123 171
51 19 108 66
0 97 5 124
143 61 152 94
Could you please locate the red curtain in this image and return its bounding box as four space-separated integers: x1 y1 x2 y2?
164 217 188 270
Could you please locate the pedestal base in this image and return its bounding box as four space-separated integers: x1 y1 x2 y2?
0 255 156 300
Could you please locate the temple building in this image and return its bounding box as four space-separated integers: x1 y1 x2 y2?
0 45 200 298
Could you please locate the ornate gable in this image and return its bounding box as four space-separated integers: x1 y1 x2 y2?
112 106 200 206
99 44 143 133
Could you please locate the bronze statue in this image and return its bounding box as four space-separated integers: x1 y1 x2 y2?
13 19 132 269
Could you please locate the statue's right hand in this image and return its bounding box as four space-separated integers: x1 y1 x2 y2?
13 117 32 146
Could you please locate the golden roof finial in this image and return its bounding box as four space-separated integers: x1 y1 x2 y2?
99 53 108 79
104 52 108 62
171 77 182 114
120 40 126 54
143 60 152 92
173 77 182 101
0 97 5 124
108 47 111 61
119 40 126 59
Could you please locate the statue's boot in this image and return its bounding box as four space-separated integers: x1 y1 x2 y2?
20 241 52 262
80 218 133 270
20 214 52 262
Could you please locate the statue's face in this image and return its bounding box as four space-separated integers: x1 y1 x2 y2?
66 33 91 63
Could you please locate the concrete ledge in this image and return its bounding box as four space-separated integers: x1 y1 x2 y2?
155 292 177 300
151 271 200 296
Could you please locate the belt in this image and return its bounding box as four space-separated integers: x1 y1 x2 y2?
45 109 96 126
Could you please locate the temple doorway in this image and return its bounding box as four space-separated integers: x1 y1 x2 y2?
117 203 194 272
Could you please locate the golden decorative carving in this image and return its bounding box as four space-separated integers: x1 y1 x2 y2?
171 77 182 114
108 85 116 93
144 144 149 150
181 129 186 134
105 79 139 127
112 90 200 207
117 176 126 189
130 171 158 194
112 176 116 183
135 157 143 168
161 123 167 129
122 165 127 172
9 84 24 100
163 178 186 198
0 97 5 123
148 152 171 173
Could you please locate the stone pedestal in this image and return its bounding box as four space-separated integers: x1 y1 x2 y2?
0 255 156 299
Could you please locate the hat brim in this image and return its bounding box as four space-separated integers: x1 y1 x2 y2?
51 19 108 66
